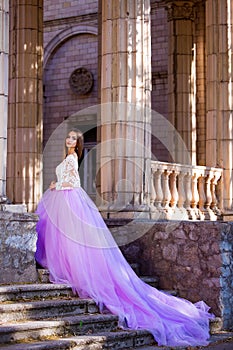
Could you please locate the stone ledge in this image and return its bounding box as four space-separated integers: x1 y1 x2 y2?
0 204 27 214
221 212 233 221
0 211 38 221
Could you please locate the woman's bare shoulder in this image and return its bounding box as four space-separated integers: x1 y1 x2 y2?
66 153 78 161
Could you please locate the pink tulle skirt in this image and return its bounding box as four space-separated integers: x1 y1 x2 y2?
35 187 214 347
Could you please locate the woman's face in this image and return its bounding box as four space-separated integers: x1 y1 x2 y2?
66 131 77 148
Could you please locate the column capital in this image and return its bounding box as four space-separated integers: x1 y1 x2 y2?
165 1 195 21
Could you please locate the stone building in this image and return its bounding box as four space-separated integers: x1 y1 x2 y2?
1 0 233 329
0 0 232 219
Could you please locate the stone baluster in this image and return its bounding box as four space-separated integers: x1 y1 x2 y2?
204 172 215 220
173 168 189 219
150 161 223 221
210 171 222 215
184 173 193 218
198 175 206 219
205 172 212 207
191 171 199 219
177 171 186 209
154 169 163 209
210 176 217 212
150 168 156 207
162 170 171 209
170 170 179 208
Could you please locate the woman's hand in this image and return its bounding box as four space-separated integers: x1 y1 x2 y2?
49 181 56 190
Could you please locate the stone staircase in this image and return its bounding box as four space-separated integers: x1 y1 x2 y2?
0 281 157 350
0 267 232 350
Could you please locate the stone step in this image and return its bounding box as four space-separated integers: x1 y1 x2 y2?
0 298 99 323
0 314 119 344
38 268 160 289
0 284 74 302
0 281 225 350
1 330 233 350
140 276 159 288
0 329 155 350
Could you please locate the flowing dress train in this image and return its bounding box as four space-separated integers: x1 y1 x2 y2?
35 154 214 347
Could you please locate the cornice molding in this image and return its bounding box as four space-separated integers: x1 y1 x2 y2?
44 12 97 28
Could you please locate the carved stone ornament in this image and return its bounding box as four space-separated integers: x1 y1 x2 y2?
69 67 94 95
166 1 195 21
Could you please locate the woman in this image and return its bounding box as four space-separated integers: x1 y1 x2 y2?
35 129 214 347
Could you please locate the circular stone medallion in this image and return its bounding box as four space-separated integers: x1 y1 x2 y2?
69 67 94 95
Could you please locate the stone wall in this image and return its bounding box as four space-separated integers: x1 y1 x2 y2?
0 212 38 284
108 220 233 330
44 0 98 22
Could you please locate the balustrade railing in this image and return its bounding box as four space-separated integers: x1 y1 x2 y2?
150 161 222 221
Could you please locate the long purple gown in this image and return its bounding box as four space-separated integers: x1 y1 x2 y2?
35 154 214 347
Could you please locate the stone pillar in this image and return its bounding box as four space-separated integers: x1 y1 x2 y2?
206 0 233 212
0 0 9 202
99 0 152 216
195 0 206 166
166 0 196 165
7 0 43 212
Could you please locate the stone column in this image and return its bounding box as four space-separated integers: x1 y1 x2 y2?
206 0 233 212
99 0 152 215
0 0 9 202
7 0 43 212
195 0 206 166
166 0 196 165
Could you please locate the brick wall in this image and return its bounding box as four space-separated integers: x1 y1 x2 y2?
44 33 98 140
44 0 98 21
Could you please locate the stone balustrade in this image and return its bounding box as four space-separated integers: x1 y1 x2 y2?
150 161 223 221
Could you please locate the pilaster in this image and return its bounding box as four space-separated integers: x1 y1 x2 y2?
206 0 233 212
7 0 43 211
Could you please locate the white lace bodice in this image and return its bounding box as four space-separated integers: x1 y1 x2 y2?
55 154 81 190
